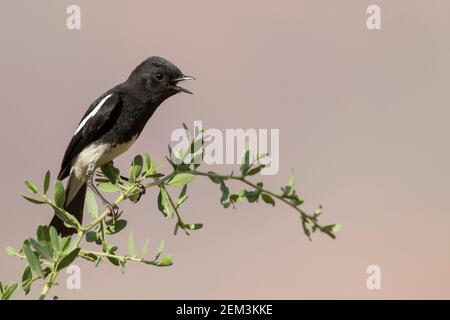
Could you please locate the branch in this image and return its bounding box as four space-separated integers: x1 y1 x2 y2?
4 126 338 300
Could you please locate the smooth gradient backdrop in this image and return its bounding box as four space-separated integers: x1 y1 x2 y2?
1 0 450 299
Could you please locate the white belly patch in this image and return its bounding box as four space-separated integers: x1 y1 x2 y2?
71 135 138 179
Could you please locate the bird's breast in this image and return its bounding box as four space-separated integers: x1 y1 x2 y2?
71 134 139 179
100 134 139 166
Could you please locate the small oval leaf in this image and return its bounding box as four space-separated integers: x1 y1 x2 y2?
168 173 195 187
20 194 46 205
157 254 173 267
97 182 122 193
43 170 51 194
56 248 80 271
25 181 39 194
54 180 65 208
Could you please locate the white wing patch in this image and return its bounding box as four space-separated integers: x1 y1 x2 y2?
74 94 113 135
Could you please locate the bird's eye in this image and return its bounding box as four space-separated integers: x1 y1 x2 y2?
155 73 164 81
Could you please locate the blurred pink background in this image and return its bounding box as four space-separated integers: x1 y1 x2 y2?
1 0 450 299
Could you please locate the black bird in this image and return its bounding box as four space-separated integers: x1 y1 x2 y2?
50 56 194 236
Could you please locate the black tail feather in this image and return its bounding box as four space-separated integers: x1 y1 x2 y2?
50 177 86 237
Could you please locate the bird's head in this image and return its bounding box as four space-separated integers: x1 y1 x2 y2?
127 56 194 105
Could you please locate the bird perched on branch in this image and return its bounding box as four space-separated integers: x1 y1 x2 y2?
50 56 194 236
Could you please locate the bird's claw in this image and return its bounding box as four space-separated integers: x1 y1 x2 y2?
137 183 146 195
105 203 122 225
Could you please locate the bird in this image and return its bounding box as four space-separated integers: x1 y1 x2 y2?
50 56 194 236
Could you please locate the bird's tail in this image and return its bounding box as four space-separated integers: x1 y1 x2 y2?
50 172 86 237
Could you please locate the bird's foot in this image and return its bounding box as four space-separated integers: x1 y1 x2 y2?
105 203 123 225
137 183 146 195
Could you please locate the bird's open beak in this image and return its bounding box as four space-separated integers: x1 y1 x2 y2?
171 75 195 94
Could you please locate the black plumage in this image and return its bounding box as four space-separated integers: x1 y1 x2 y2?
50 56 194 236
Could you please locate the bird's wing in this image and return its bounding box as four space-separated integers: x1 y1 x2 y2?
58 92 123 180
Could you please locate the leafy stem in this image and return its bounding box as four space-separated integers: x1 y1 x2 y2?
3 124 339 300
38 270 57 300
190 170 333 238
79 250 161 266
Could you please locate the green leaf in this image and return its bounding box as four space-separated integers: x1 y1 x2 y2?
86 190 98 218
186 223 203 230
176 184 189 208
288 172 295 189
129 155 143 183
0 283 18 300
302 219 311 239
86 231 97 243
118 259 126 274
128 231 136 257
230 192 244 204
36 225 56 258
179 184 188 198
282 172 295 196
173 223 180 236
37 225 51 243
21 266 32 295
168 173 195 187
193 134 204 153
167 145 182 167
157 188 173 218
220 182 231 208
52 206 80 230
60 237 72 253
207 171 223 184
247 165 265 176
43 170 51 194
155 240 164 260
261 193 275 206
144 153 151 171
313 205 323 218
105 219 127 235
240 149 250 176
22 243 44 278
25 181 39 194
105 245 120 266
176 195 188 208
146 172 164 179
29 238 53 260
6 246 18 256
256 152 269 161
101 162 120 184
244 190 260 203
332 224 341 233
49 227 60 253
79 251 99 262
56 248 80 271
321 224 341 239
143 153 155 176
283 192 303 206
157 255 173 267
20 194 46 205
54 180 65 208
148 162 157 176
97 182 122 193
140 239 150 259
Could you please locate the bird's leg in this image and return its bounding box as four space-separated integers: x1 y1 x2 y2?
86 162 122 224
